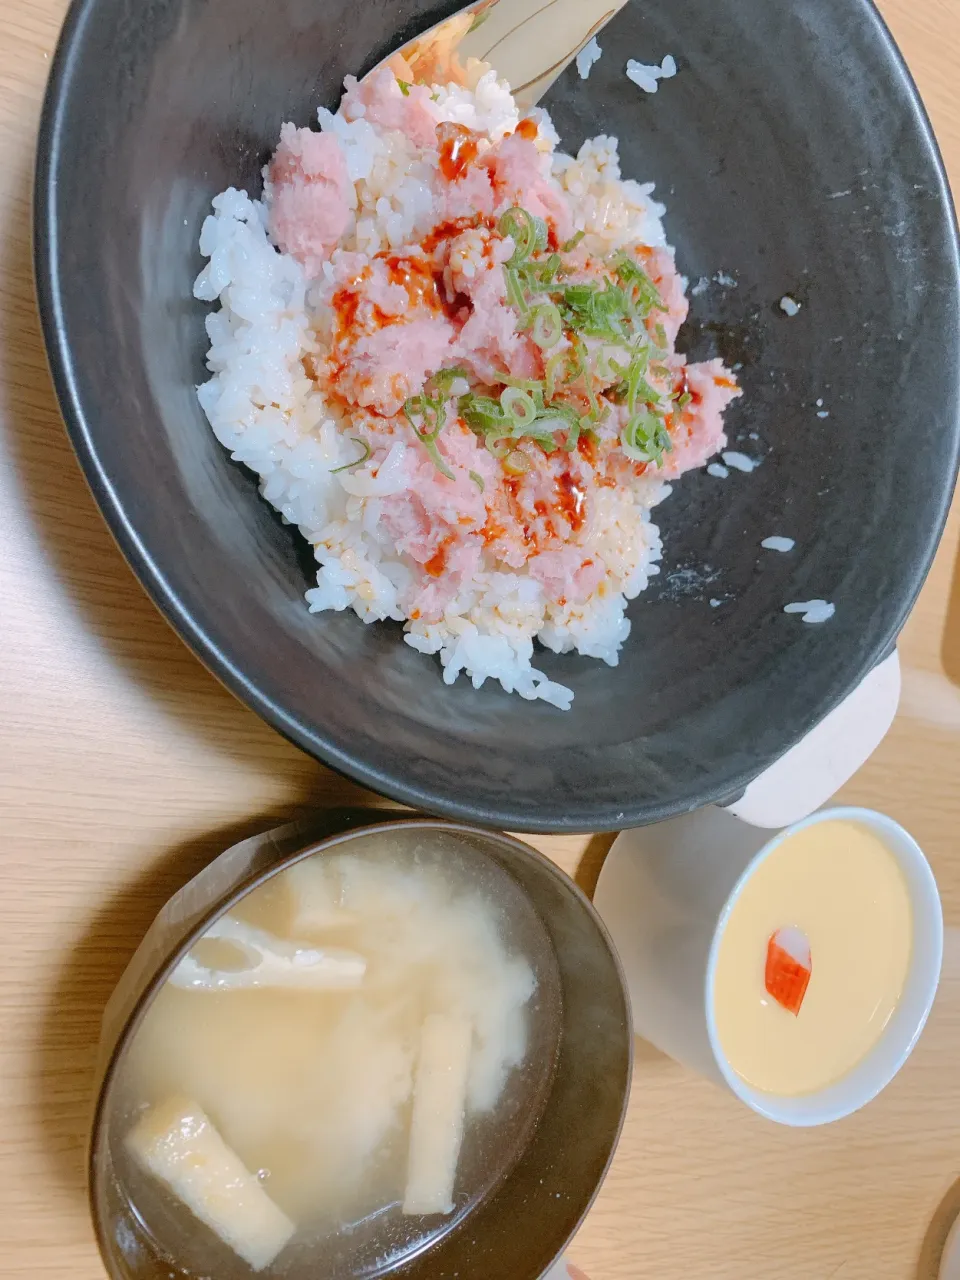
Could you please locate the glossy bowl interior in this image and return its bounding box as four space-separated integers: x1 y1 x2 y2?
36 0 960 831
90 815 632 1280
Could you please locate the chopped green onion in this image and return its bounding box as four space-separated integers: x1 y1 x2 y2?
614 252 665 315
403 394 455 477
676 391 692 410
397 79 412 96
535 402 579 431
500 386 537 428
499 206 538 265
618 347 651 414
460 393 507 434
571 336 600 419
330 438 372 473
443 220 686 460
563 343 585 384
614 252 648 288
530 302 562 349
498 206 526 244
411 395 447 441
429 366 469 396
621 416 655 463
551 402 581 428
532 401 581 451
556 280 633 341
529 253 562 287
505 266 529 319
468 470 485 492
500 375 543 393
562 283 595 309
621 410 673 467
420 433 455 480
503 450 530 475
545 350 567 399
584 381 601 421
595 347 625 384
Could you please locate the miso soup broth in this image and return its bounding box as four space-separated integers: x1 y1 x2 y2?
111 829 562 1278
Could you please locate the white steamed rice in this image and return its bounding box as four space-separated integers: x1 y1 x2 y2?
193 73 692 710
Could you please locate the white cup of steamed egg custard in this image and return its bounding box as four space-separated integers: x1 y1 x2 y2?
594 806 943 1126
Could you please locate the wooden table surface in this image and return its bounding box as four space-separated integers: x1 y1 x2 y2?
2 2 960 1277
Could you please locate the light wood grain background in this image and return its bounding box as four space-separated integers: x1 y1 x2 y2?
2 2 960 1278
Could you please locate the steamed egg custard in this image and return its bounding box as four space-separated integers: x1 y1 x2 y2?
712 820 913 1097
115 833 560 1277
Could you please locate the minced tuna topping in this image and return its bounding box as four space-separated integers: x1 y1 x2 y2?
194 66 741 709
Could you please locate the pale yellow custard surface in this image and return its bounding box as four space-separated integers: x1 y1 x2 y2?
712 820 913 1097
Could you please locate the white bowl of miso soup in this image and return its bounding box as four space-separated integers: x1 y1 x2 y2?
90 817 631 1280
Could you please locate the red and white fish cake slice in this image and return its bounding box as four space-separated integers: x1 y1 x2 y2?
765 926 812 1016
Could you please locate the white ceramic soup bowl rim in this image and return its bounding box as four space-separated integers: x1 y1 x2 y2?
703 805 943 1126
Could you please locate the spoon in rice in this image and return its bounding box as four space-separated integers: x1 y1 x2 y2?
365 0 628 108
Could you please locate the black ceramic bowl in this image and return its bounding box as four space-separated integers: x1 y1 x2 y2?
36 0 960 832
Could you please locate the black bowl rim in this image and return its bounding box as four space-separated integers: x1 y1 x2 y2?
33 0 960 833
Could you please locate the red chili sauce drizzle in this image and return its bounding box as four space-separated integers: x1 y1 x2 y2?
437 122 481 182
424 536 454 578
556 472 586 532
385 255 442 311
